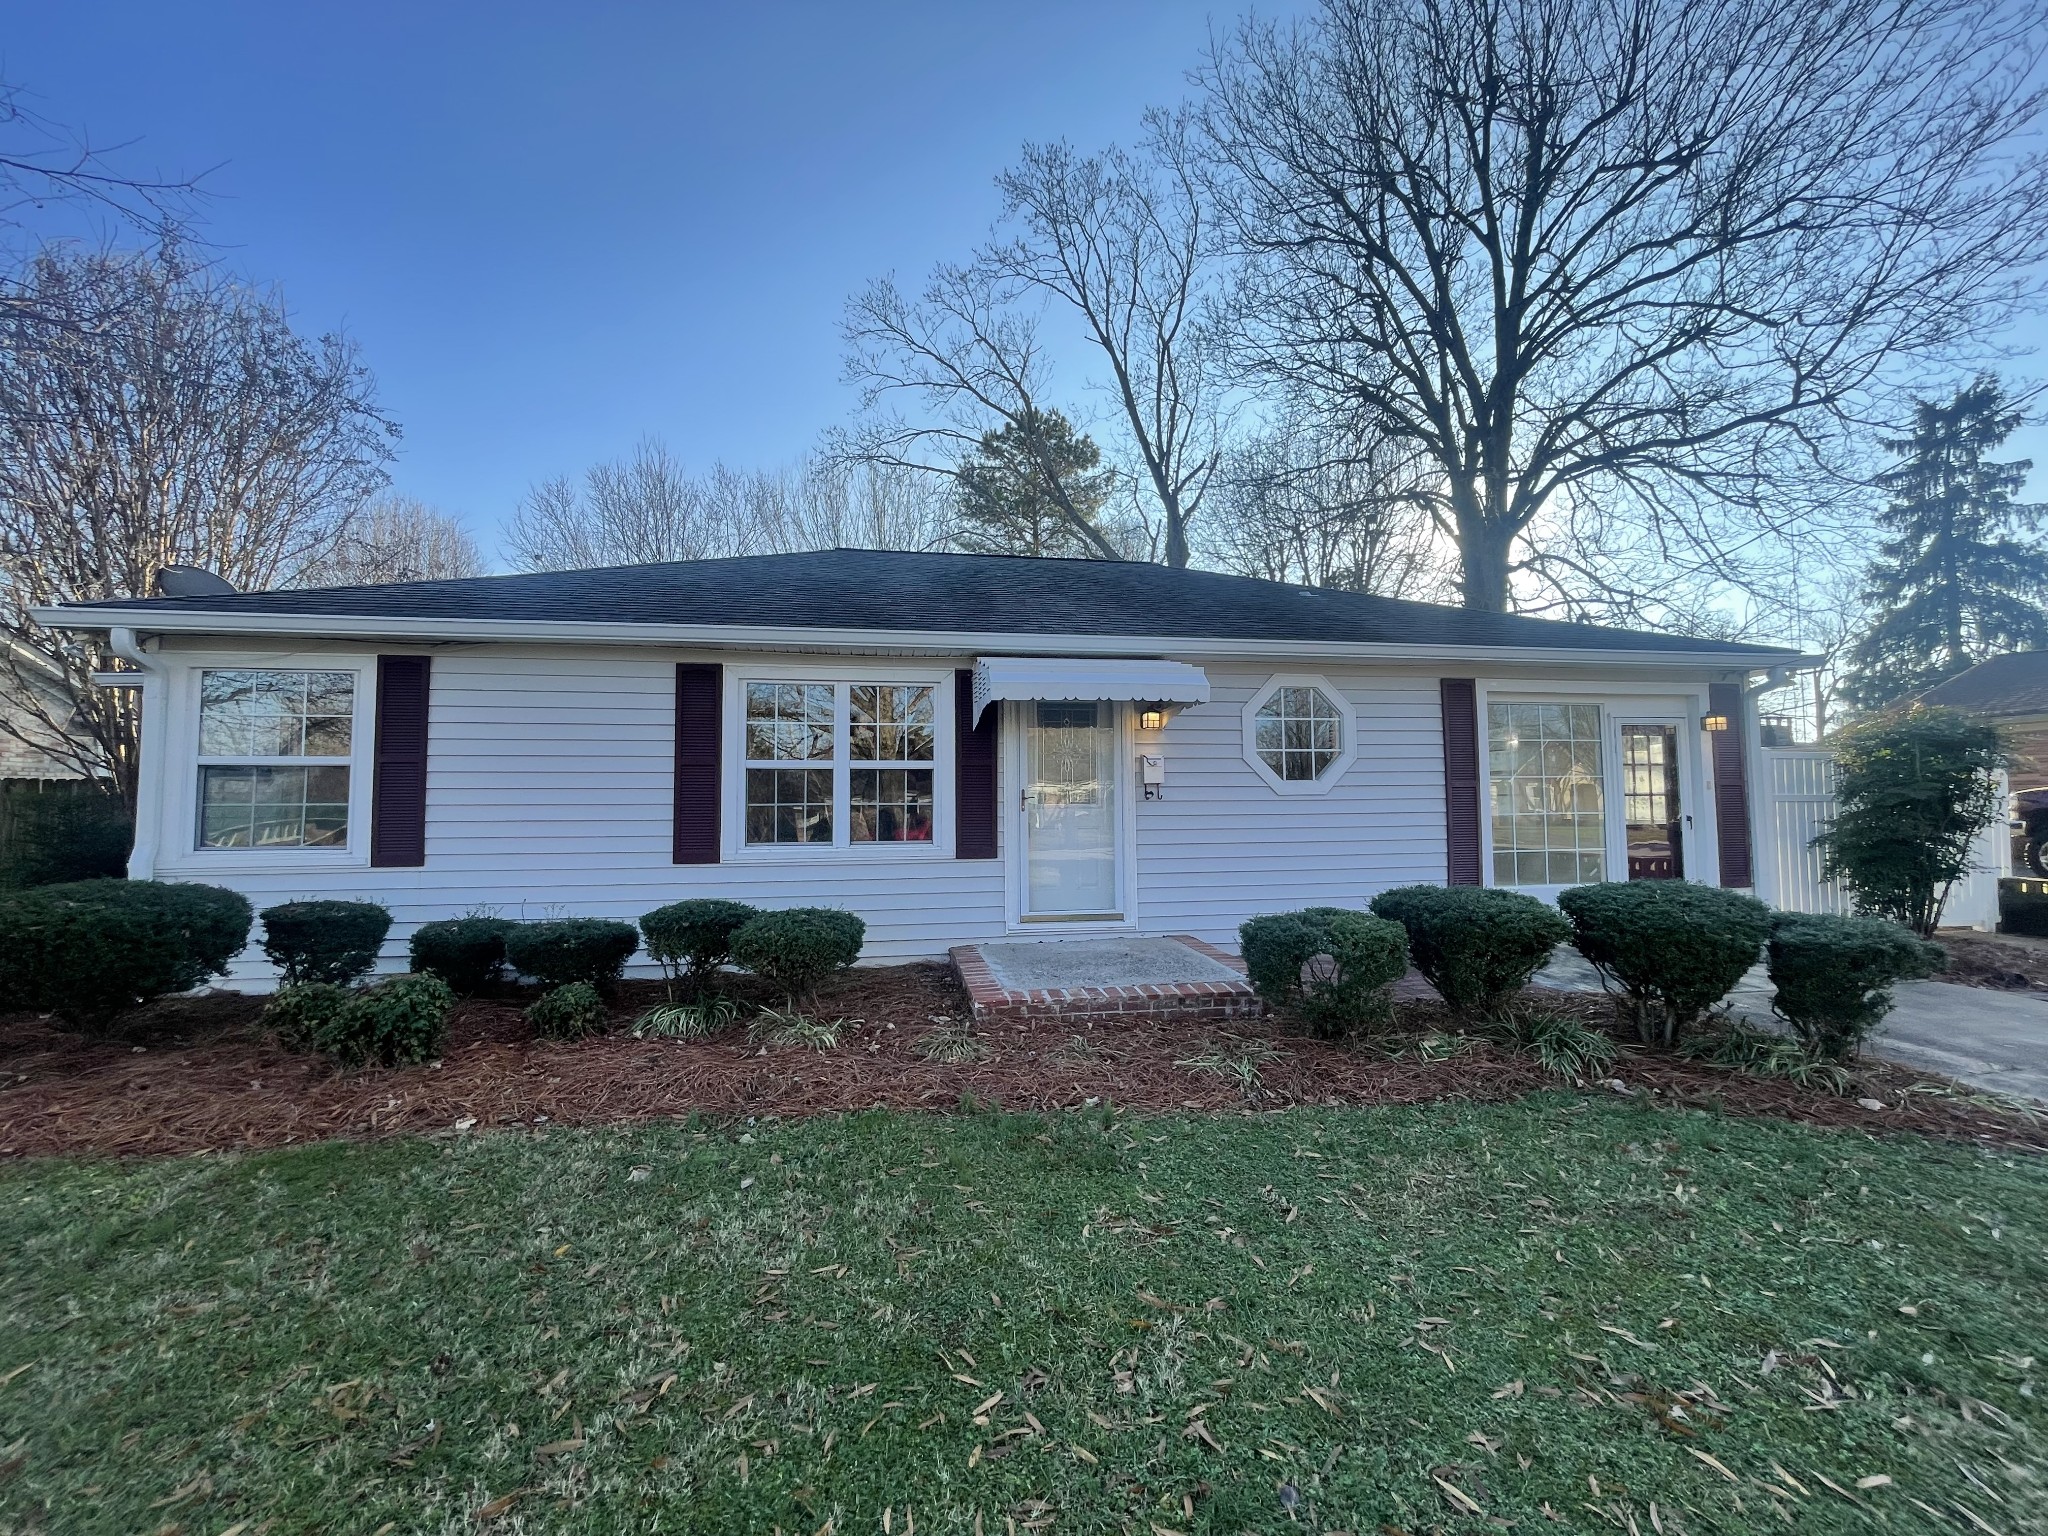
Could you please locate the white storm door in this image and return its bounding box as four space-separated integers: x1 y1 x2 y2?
1022 700 1120 919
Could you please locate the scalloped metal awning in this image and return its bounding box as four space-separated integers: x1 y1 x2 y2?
971 656 1210 721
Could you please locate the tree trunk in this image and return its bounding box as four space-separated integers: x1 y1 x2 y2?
1164 500 1189 569
1456 519 1513 613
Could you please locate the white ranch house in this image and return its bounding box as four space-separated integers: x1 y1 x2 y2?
41 549 1811 985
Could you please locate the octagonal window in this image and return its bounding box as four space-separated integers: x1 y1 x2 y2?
1254 684 1343 781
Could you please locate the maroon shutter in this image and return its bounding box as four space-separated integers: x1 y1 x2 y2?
955 669 998 860
1708 681 1752 887
1440 678 1482 886
673 663 722 864
370 654 431 867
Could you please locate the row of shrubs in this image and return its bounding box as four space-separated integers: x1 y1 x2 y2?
254 896 863 996
1241 880 1943 1065
0 879 868 1068
255 896 868 1069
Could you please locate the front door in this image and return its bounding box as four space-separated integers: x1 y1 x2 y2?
1620 722 1685 879
1022 701 1120 920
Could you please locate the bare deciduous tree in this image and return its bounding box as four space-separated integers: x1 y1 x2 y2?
504 439 954 572
506 439 735 570
989 119 1221 567
304 496 487 586
0 78 199 334
1199 0 2048 611
0 243 397 804
751 460 955 555
1203 408 1448 598
833 268 1125 560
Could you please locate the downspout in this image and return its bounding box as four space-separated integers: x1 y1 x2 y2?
106 626 161 880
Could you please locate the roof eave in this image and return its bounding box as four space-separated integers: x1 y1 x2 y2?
30 603 1810 671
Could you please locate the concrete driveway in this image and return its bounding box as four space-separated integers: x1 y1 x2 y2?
1536 949 2048 1103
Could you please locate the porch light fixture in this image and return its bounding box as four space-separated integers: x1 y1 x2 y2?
1137 705 1168 732
1701 712 1730 733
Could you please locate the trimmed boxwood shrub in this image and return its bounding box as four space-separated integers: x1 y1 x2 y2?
1767 912 1944 1061
504 918 640 990
314 973 454 1067
1238 907 1408 1038
730 908 865 999
527 980 610 1040
641 899 759 985
1556 881 1770 1048
262 982 352 1051
260 900 392 986
409 915 515 993
0 878 251 1032
1370 884 1569 1018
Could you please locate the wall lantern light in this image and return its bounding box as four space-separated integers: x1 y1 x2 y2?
1701 713 1730 733
1137 705 1168 732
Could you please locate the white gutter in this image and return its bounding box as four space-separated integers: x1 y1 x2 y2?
104 626 160 880
30 604 1812 672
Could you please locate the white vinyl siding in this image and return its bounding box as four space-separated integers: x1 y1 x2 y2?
150 648 1005 981
1134 666 1447 939
137 640 1728 985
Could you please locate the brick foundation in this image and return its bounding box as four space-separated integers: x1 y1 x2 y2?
949 935 1263 1024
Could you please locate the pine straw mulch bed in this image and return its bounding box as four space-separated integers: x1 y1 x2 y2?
1 964 2041 1160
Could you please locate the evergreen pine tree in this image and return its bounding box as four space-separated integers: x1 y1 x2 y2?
1845 375 2048 707
953 409 1113 558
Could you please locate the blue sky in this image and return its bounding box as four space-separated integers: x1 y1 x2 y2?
6 1 2043 564
5 2 1260 554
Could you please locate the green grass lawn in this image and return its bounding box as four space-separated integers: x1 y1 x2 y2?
2 1099 2043 1535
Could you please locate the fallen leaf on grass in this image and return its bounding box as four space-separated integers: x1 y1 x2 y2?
1434 1476 1484 1515
0 1364 31 1388
1184 1420 1225 1453
1856 1475 1893 1490
1492 1379 1525 1399
1598 1325 1659 1350
475 1489 532 1521
1687 1448 1738 1482
1302 1384 1343 1416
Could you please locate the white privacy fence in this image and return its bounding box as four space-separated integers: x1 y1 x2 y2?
1751 744 2006 930
1753 748 1853 915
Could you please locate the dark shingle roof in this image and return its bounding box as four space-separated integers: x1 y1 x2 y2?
59 548 1794 657
1918 650 2048 716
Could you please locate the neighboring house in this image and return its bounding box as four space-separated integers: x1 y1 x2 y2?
0 644 88 780
38 549 1802 983
1919 650 2048 876
1918 650 2048 784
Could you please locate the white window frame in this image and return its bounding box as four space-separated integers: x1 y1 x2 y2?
722 663 956 862
162 654 376 873
1240 673 1358 796
1475 682 1719 897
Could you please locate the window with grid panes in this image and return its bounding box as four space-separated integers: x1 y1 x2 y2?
742 680 937 847
1486 702 1606 886
195 669 355 849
